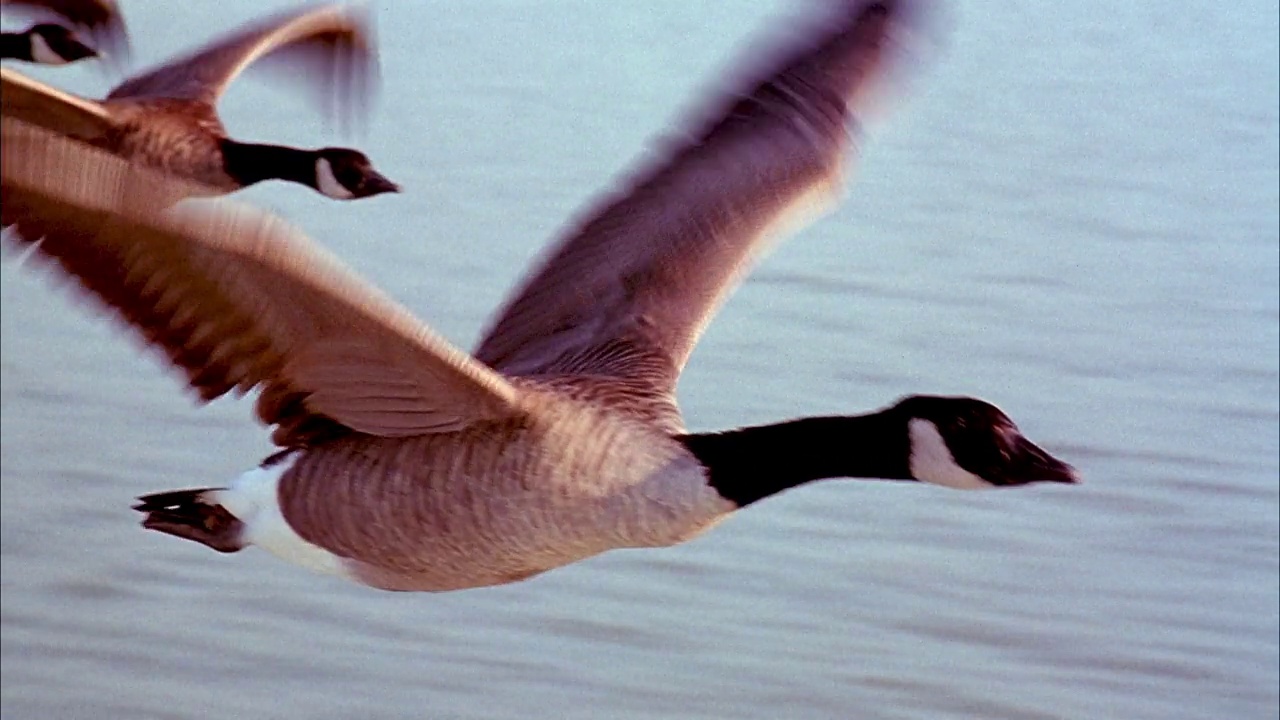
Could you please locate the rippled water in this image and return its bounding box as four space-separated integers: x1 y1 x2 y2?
3 2 1277 719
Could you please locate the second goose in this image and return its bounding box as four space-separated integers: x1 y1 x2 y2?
0 0 129 65
0 2 397 200
1 22 98 65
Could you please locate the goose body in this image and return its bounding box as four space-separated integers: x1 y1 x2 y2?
203 389 730 592
1 0 1078 593
0 0 128 65
0 3 397 199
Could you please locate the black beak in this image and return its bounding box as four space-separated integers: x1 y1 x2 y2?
357 171 400 198
1008 436 1079 485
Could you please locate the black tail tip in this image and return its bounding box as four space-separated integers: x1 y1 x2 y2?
134 488 245 554
133 488 212 512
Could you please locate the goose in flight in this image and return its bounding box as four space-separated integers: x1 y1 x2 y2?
0 1 1076 593
1 0 128 65
0 2 397 200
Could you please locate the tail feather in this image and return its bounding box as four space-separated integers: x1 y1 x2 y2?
134 487 246 554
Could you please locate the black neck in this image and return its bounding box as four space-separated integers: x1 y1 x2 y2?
219 139 316 189
678 411 912 508
0 32 32 61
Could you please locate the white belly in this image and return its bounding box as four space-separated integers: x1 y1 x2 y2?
211 456 355 581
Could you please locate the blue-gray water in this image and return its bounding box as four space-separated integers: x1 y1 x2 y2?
2 2 1277 718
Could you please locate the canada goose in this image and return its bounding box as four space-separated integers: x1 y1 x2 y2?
1 1 1077 593
0 0 128 65
1 22 97 64
0 3 397 200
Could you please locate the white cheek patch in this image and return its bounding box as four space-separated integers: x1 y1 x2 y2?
29 33 69 65
314 157 355 200
210 455 354 580
908 419 995 490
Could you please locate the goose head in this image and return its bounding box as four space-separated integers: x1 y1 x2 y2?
894 395 1078 489
26 24 98 65
312 148 399 200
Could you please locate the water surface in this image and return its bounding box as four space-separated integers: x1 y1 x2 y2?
3 2 1277 718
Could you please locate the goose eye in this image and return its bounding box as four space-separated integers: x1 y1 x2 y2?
333 162 363 188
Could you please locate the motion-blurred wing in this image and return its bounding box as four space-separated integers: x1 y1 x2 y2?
2 118 519 447
473 1 922 395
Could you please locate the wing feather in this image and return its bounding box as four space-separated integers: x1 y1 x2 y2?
472 1 922 393
105 3 377 129
1 66 113 140
2 118 518 446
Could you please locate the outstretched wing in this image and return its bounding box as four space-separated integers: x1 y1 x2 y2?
472 1 923 395
1 66 114 141
106 3 377 129
2 118 519 447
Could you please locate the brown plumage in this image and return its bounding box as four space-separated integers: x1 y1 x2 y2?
0 3 396 199
2 1 1077 593
473 2 904 385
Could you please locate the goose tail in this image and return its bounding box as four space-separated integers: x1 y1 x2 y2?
133 488 247 553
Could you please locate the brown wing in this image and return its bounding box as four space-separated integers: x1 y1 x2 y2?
1 66 114 141
0 0 130 61
471 1 922 393
105 3 377 129
1 118 520 447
